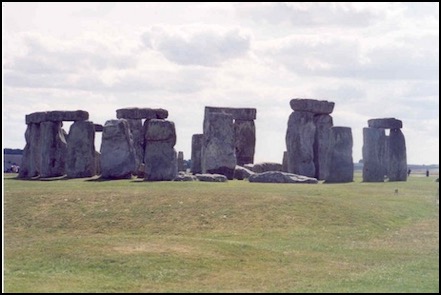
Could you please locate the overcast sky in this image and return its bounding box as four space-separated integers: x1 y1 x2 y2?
2 2 439 165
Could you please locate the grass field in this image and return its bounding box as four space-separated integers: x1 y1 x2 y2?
3 172 439 292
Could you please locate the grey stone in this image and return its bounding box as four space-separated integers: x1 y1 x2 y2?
39 121 67 178
144 119 176 145
191 134 203 174
285 111 316 177
95 151 101 176
249 171 318 184
177 151 185 172
144 142 177 181
362 127 387 182
94 124 104 132
234 120 256 166
100 119 137 179
26 110 89 124
66 121 96 178
387 129 407 181
282 151 288 172
202 112 236 179
126 119 144 173
204 106 256 120
233 165 255 180
174 171 198 181
195 173 228 182
116 107 168 120
313 114 333 180
144 119 178 181
368 118 402 129
324 127 353 183
289 99 335 114
245 162 283 173
18 123 41 179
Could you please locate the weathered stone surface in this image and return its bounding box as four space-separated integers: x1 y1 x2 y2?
18 123 41 179
94 124 103 132
202 112 236 179
174 171 198 181
195 173 228 182
249 171 318 184
191 134 203 174
233 165 255 180
100 119 136 179
362 127 387 182
285 111 316 177
144 119 177 181
368 118 402 129
39 121 67 178
144 142 177 181
387 129 407 181
144 119 176 145
26 110 89 124
177 151 185 172
289 99 335 114
314 114 333 180
95 151 101 176
66 121 96 178
234 120 256 166
205 106 256 120
324 127 353 183
245 162 283 173
126 119 144 172
116 108 168 120
282 151 288 172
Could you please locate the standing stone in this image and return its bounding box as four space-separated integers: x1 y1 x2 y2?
282 151 288 172
191 134 203 174
127 119 144 173
387 129 407 181
362 127 387 182
39 121 67 178
202 112 236 179
313 114 333 180
285 111 316 177
100 119 136 179
18 123 41 179
66 121 96 178
177 151 185 172
234 120 256 166
324 127 353 183
144 119 178 181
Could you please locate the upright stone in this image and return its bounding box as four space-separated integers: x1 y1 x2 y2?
18 123 41 179
362 127 387 182
202 112 236 179
39 121 67 178
66 121 96 178
191 134 203 174
282 151 288 172
313 114 333 180
100 119 136 179
144 119 178 181
234 120 256 165
387 129 407 181
285 111 316 177
177 151 185 172
324 127 353 183
126 119 144 172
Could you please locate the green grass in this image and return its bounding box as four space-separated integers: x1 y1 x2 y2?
3 173 439 292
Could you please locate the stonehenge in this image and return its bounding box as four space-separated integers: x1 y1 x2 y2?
16 103 407 184
362 118 407 182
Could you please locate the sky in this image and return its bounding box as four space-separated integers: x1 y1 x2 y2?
2 2 439 165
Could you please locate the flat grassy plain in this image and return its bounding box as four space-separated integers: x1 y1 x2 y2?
3 173 439 293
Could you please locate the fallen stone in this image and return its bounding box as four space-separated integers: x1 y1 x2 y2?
195 173 228 182
248 171 318 184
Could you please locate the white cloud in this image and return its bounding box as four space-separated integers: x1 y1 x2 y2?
142 25 251 66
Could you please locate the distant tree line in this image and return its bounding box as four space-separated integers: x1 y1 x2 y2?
4 148 23 155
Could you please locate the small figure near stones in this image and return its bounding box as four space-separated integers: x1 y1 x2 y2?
426 169 430 177
407 168 411 176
